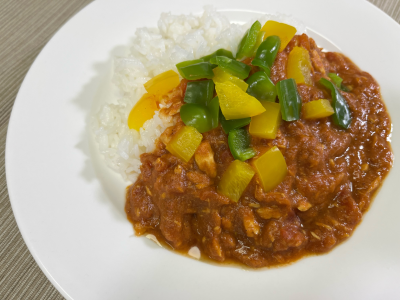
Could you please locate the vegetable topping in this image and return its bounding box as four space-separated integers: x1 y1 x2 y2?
228 128 256 161
253 146 288 192
129 19 355 203
251 35 281 76
144 70 180 97
219 111 251 134
184 80 215 105
287 46 312 85
319 78 352 129
246 71 277 101
180 104 213 133
249 101 281 139
236 20 262 60
217 160 255 202
276 78 302 121
180 80 218 133
176 60 214 80
215 81 266 120
303 99 334 119
201 48 234 63
260 20 297 51
209 56 251 80
328 73 351 92
127 93 158 130
166 126 203 163
212 67 248 92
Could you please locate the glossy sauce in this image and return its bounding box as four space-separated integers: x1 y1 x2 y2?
125 34 393 268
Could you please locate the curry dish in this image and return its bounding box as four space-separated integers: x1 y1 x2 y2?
125 31 392 268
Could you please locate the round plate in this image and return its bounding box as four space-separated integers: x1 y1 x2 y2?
6 0 400 299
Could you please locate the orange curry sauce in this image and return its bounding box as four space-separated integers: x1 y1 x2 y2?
125 34 393 268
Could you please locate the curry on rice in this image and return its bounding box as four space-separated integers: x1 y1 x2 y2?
124 21 393 268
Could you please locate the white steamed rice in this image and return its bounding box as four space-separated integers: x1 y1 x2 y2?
91 7 305 182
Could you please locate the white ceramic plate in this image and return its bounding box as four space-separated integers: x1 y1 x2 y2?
6 0 400 299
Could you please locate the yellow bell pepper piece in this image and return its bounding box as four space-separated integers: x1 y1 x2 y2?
144 70 180 97
166 126 203 163
287 46 312 85
218 160 255 202
212 67 248 92
127 93 158 131
253 146 287 192
249 102 281 139
215 81 265 120
261 20 297 52
303 99 334 119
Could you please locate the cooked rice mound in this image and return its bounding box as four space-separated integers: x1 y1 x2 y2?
91 7 305 182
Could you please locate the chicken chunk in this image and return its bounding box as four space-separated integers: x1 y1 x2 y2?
240 207 260 237
194 141 217 178
257 206 286 220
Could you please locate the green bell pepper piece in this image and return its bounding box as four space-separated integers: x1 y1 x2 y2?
328 73 343 88
246 71 277 101
252 35 281 76
207 96 220 130
180 103 213 133
341 85 351 92
328 73 351 92
184 80 214 105
319 78 352 129
176 60 214 80
201 48 235 62
251 31 266 57
176 59 203 76
236 21 262 60
276 78 302 121
219 110 251 134
209 56 251 80
228 128 256 161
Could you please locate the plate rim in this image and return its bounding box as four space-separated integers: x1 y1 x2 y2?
5 0 400 299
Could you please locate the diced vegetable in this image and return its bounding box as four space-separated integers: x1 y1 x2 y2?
207 96 220 129
249 102 281 139
253 146 287 192
328 73 343 88
180 103 213 133
144 70 180 97
319 78 352 129
251 31 266 57
260 20 297 51
276 78 302 121
184 80 215 105
251 35 281 76
212 67 248 92
166 126 203 162
246 71 277 101
218 160 255 202
215 81 266 120
201 48 234 62
219 111 251 134
341 84 351 92
127 93 158 131
236 21 262 60
176 59 204 71
228 128 256 161
287 46 312 85
328 73 350 92
303 99 334 119
209 56 251 80
176 60 214 80
181 81 218 133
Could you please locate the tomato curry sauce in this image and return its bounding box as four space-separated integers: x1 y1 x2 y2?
125 34 393 268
